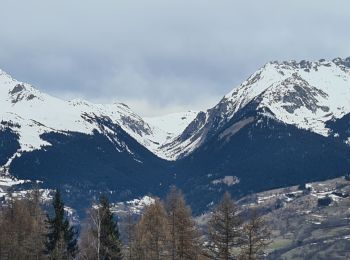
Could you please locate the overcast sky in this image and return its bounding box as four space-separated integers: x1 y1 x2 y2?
1 0 349 116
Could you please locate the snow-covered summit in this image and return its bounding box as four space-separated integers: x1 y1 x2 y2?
163 57 350 159
0 69 197 167
223 57 350 135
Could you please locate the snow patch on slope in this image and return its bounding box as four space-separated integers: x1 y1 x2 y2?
144 111 198 139
112 195 155 215
143 111 198 159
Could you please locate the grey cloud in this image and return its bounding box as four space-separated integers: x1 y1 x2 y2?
0 0 349 116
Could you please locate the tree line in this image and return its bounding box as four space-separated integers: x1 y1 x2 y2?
0 187 270 260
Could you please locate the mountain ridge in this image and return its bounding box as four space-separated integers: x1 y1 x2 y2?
163 57 350 159
1 57 350 215
0 68 197 164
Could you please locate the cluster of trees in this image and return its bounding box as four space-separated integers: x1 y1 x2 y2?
0 187 270 260
206 192 270 260
80 188 271 260
0 190 47 259
0 190 77 259
79 195 122 259
122 187 203 260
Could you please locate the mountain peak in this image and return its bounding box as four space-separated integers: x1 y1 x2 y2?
0 68 17 88
224 57 350 135
163 57 350 159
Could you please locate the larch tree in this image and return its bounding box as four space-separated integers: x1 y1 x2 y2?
239 208 271 260
165 186 203 260
0 190 47 260
206 192 242 260
135 198 170 260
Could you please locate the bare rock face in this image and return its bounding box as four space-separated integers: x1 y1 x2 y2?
8 84 39 104
120 115 152 136
9 84 26 95
266 75 330 114
9 84 26 103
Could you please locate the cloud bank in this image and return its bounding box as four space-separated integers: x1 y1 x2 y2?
1 0 349 116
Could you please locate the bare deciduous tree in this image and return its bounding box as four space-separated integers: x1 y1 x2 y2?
0 190 47 260
122 210 137 260
239 208 271 260
79 207 102 260
134 198 170 260
79 195 122 260
206 192 242 260
165 186 203 260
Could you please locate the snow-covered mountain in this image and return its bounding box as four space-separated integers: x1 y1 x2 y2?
3 57 349 163
169 57 350 213
0 69 196 170
165 57 350 159
1 57 350 216
0 68 186 213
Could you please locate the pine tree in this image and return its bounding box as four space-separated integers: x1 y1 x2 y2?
206 192 242 260
239 208 271 260
165 186 202 260
99 195 123 260
46 190 77 259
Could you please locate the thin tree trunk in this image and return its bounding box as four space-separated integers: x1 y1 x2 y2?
172 211 175 260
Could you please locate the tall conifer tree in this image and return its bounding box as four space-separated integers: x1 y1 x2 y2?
46 190 78 259
99 195 123 260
